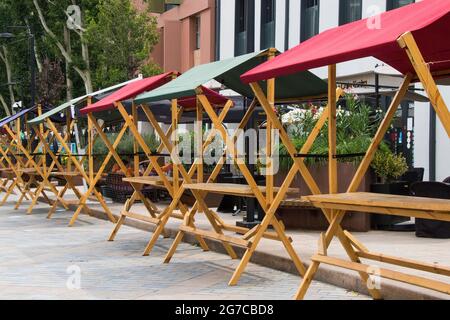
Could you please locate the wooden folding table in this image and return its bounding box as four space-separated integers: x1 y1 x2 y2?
302 192 450 295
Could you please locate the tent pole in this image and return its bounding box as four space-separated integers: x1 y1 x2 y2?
266 49 276 209
132 102 139 176
328 64 338 195
87 97 94 190
196 97 203 183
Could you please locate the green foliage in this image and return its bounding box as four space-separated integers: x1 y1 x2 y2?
85 0 160 88
92 131 159 167
370 150 408 183
1 0 161 111
279 94 385 170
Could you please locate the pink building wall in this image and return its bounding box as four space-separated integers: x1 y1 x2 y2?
133 0 216 73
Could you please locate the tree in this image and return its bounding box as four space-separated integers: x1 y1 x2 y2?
0 0 51 115
85 0 161 88
32 0 94 94
37 58 65 104
0 0 162 111
0 46 14 116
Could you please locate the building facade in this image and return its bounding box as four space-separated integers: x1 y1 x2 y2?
142 0 217 72
216 0 449 181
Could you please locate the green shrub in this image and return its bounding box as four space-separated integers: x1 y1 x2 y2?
92 131 159 168
278 94 385 170
370 150 408 183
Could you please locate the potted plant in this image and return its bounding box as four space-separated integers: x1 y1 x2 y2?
370 149 409 229
370 150 409 194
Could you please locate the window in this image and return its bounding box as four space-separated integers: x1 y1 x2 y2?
149 0 181 13
235 0 255 55
165 4 178 11
301 0 319 42
339 0 362 25
260 0 275 49
195 16 201 50
386 0 414 10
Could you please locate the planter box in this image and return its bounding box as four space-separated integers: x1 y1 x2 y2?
275 162 372 232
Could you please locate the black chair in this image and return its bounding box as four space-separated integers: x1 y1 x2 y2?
410 182 450 239
370 168 424 230
443 176 450 184
400 168 425 184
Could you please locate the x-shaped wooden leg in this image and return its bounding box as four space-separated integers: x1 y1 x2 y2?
4 126 63 207
250 82 384 299
0 148 33 203
29 127 72 213
108 103 205 255
47 183 69 219
164 100 255 263
48 175 90 219
43 119 117 226
198 95 307 284
14 174 35 210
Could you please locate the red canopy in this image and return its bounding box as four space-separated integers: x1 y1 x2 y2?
241 0 450 83
80 73 173 114
81 72 229 115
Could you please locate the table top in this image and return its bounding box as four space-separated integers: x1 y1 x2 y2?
184 183 299 198
123 176 196 186
305 192 450 213
50 171 106 177
50 171 83 177
16 168 40 174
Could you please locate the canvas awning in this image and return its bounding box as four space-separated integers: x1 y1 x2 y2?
134 50 328 105
80 73 173 114
80 72 228 115
0 106 36 128
241 0 450 83
28 77 143 125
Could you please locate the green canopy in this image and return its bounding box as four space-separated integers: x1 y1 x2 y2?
28 77 142 125
134 49 328 105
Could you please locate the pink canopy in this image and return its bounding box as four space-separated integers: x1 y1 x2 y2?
81 72 228 115
241 0 450 83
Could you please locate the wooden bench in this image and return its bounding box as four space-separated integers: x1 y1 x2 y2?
305 192 450 222
280 198 314 209
302 192 450 296
123 176 195 190
184 183 299 198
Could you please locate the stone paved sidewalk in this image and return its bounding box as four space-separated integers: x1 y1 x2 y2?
0 200 368 300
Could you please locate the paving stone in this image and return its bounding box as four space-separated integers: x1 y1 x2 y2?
0 195 369 300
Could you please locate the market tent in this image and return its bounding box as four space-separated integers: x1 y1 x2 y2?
241 0 450 83
71 72 229 228
28 77 143 125
134 49 316 285
135 49 328 104
80 73 228 115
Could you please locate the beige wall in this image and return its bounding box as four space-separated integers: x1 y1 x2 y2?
134 0 216 73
